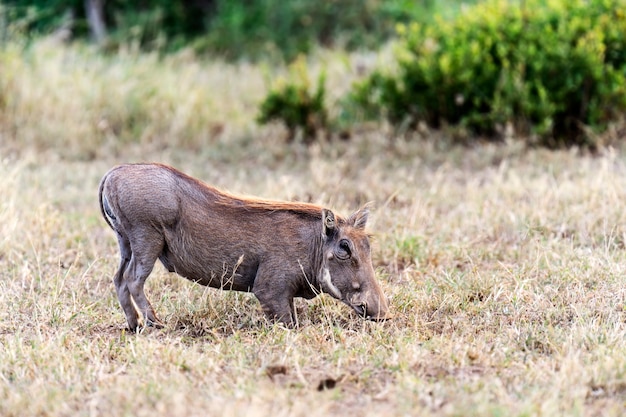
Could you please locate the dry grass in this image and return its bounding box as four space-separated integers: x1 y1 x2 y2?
1 41 626 416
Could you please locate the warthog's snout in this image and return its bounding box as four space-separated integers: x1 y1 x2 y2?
352 304 393 321
349 289 393 321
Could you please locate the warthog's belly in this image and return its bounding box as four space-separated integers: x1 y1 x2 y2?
159 251 258 292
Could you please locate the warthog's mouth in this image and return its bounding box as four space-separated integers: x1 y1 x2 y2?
350 303 392 322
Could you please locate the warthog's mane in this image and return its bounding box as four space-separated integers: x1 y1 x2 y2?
158 163 344 222
217 197 326 219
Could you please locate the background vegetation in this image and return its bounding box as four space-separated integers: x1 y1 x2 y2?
2 0 477 59
4 0 625 147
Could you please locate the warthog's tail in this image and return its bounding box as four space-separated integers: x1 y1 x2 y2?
98 171 116 232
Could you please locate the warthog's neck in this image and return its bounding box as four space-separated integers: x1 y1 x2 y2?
306 230 330 297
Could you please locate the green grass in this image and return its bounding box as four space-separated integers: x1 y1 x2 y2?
1 41 626 416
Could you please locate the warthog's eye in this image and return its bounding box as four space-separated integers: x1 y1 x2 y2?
336 239 352 260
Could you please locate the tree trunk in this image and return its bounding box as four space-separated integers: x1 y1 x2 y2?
85 0 107 44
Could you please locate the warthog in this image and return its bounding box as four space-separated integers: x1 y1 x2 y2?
98 163 390 330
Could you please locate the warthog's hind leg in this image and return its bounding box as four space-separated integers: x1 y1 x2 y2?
124 230 166 330
114 234 139 331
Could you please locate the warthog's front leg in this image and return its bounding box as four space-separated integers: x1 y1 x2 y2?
252 270 296 326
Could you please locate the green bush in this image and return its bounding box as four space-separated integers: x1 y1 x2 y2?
257 57 327 143
351 0 626 147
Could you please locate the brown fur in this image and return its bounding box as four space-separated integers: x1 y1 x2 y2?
98 163 390 330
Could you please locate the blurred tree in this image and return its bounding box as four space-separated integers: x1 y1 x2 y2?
85 0 106 43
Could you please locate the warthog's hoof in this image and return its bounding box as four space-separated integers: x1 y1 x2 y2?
125 319 165 333
146 319 165 329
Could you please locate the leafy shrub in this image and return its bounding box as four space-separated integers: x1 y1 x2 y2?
351 0 626 147
257 57 327 143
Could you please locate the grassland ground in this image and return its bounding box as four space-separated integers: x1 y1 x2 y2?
1 41 626 416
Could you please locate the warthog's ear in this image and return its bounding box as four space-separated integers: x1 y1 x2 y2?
348 204 371 230
322 209 336 238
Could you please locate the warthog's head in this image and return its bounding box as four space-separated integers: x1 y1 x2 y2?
318 205 391 321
